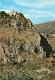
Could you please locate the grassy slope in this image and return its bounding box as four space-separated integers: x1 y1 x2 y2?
0 55 55 80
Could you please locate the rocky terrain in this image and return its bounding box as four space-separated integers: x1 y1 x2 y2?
0 11 54 64
0 11 55 80
34 21 55 53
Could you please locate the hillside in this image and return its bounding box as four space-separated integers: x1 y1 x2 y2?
34 20 55 54
0 11 55 80
34 20 55 33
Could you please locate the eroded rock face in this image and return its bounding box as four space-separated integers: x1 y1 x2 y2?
0 26 44 64
0 12 53 64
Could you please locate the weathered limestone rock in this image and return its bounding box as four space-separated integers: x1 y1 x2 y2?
0 11 53 64
0 26 44 64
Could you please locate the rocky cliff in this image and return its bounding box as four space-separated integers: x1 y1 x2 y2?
0 11 53 64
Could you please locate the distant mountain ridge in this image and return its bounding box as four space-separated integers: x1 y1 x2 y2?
34 20 55 33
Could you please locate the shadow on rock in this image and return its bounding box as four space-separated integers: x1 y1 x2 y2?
40 35 54 57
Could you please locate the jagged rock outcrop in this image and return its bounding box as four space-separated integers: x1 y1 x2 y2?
0 11 53 64
0 27 43 64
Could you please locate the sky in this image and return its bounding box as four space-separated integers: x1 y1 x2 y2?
0 0 55 24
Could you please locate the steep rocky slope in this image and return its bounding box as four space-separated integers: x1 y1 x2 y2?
0 11 55 80
0 11 54 64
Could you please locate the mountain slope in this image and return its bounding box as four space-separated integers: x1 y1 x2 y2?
0 11 55 80
0 11 54 64
34 20 55 33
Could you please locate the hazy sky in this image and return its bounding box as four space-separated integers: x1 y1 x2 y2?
0 0 55 24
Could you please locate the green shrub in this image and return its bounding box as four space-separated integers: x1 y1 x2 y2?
0 11 9 18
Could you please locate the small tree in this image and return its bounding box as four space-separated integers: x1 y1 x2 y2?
0 11 9 18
